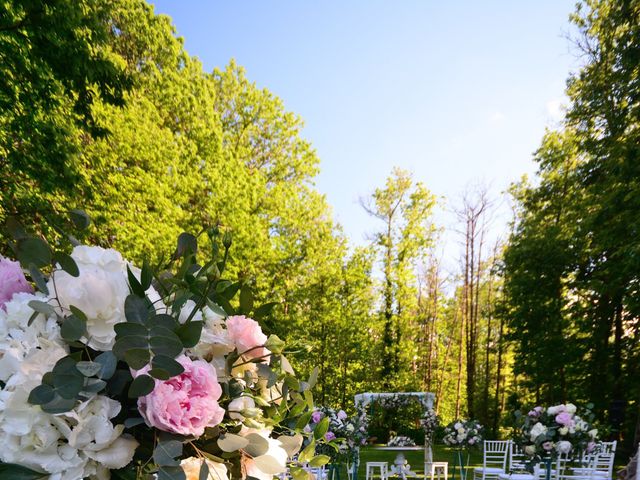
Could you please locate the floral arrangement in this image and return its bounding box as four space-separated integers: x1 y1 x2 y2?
0 214 326 480
306 406 369 463
420 408 439 444
387 435 416 447
442 419 483 449
512 403 599 462
368 393 429 411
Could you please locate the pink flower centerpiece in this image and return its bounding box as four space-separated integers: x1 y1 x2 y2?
136 355 224 436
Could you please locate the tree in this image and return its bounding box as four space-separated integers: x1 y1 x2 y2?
455 187 492 419
362 168 436 388
502 0 640 449
0 0 134 231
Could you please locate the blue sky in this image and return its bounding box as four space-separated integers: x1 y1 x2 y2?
151 1 578 269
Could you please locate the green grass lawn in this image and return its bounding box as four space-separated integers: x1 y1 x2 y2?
327 444 483 479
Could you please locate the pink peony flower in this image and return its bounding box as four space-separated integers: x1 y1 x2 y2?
555 412 574 427
136 355 224 437
0 257 33 310
226 315 270 360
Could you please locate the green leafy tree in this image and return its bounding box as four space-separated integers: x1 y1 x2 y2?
362 168 436 389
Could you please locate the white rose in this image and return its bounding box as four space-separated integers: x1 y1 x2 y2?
559 427 568 435
50 246 162 351
49 246 129 351
228 396 256 421
454 422 463 430
181 457 229 480
530 422 548 441
524 445 536 456
556 441 572 454
457 427 465 434
565 403 577 414
588 429 598 439
190 306 234 360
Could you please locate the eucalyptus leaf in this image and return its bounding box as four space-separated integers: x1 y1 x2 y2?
76 361 102 377
27 300 56 317
217 433 249 452
28 264 48 294
60 314 86 342
152 355 185 377
153 439 182 467
128 374 155 398
0 462 49 479
53 252 79 277
124 294 149 323
18 237 51 268
157 466 186 480
69 209 91 230
94 351 117 380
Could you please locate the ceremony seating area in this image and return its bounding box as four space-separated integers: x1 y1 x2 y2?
355 440 618 480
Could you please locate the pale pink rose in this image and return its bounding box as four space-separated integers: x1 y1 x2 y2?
542 441 554 451
555 412 574 427
136 355 224 437
226 315 270 360
0 257 33 310
586 441 596 453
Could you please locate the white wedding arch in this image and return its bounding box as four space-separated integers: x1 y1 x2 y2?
354 391 435 410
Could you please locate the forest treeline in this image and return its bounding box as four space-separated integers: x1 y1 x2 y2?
1 0 638 454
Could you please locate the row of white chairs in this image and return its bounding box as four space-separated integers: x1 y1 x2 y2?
474 440 617 480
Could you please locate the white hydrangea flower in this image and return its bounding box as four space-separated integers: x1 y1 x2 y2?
0 292 66 382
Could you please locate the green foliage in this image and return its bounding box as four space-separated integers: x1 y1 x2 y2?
502 0 640 450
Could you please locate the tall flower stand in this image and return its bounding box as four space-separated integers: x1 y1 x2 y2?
346 448 360 480
327 463 341 480
451 449 469 480
425 441 433 466
543 457 553 480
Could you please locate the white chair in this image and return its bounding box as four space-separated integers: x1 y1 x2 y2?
508 443 530 473
474 440 510 480
556 453 599 480
307 466 327 480
426 461 449 480
575 441 616 480
366 461 389 480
